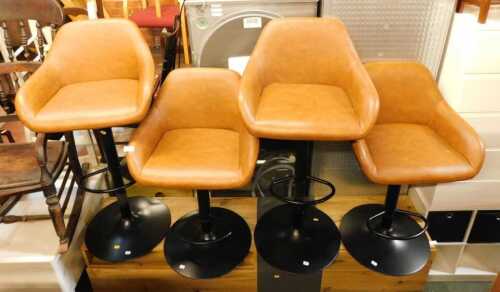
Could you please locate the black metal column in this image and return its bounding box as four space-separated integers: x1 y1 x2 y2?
255 140 340 275
94 128 131 218
164 188 251 279
294 141 313 198
197 190 211 236
161 27 179 82
83 129 171 262
382 184 401 229
340 183 430 275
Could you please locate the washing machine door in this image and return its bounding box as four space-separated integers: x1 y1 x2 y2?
199 12 278 68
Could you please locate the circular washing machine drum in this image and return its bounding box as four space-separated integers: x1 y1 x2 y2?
198 11 279 68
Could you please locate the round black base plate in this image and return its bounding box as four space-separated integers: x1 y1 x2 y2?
164 207 251 279
255 204 341 274
85 196 171 262
340 204 430 276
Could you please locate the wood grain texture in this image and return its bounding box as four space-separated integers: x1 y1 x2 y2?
103 0 177 18
85 195 434 292
492 274 500 292
457 0 500 23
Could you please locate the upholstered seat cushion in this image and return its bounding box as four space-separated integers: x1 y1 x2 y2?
253 83 361 140
31 79 140 132
136 128 248 189
130 5 179 29
239 18 379 142
15 19 155 134
128 68 258 191
354 123 477 185
352 61 485 185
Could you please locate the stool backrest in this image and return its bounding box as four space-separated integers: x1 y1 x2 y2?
0 0 87 122
45 19 149 85
247 18 364 88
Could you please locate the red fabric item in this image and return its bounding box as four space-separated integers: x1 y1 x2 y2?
130 5 180 29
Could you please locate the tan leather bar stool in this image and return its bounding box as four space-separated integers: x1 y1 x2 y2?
340 61 485 275
128 68 259 278
15 19 171 262
240 17 379 273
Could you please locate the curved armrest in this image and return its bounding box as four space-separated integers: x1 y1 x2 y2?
127 99 167 184
239 61 264 133
344 64 379 136
430 101 485 175
135 30 156 120
238 130 259 185
15 63 62 132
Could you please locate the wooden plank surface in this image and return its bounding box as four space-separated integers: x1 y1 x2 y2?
493 274 500 292
85 195 434 292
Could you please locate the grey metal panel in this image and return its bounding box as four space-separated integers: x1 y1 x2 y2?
186 0 318 67
321 0 456 77
199 12 275 67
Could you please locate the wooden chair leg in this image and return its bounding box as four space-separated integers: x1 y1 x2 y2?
0 129 15 143
4 129 14 143
181 8 190 65
479 0 492 23
43 186 69 253
493 274 500 292
457 0 466 12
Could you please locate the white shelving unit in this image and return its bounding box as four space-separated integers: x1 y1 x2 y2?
410 9 500 282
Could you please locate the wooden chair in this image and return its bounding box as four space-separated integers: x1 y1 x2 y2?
0 0 87 253
457 0 500 23
0 107 14 143
0 63 86 254
123 0 179 31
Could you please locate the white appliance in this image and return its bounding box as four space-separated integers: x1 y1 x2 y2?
185 0 318 68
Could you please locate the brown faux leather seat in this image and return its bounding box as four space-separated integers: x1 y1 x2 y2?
241 17 378 274
339 61 485 276
15 19 155 133
128 68 258 279
128 68 259 190
14 19 169 263
354 61 485 185
239 17 379 141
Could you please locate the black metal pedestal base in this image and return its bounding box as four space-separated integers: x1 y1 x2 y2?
340 204 430 276
164 207 251 279
255 204 341 274
85 196 171 262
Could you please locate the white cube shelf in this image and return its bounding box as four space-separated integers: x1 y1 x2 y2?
411 9 500 282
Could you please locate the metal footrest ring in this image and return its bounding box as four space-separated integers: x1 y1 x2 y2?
78 167 134 194
269 174 335 206
367 209 429 240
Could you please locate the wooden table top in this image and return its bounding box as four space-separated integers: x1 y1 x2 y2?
84 194 432 292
